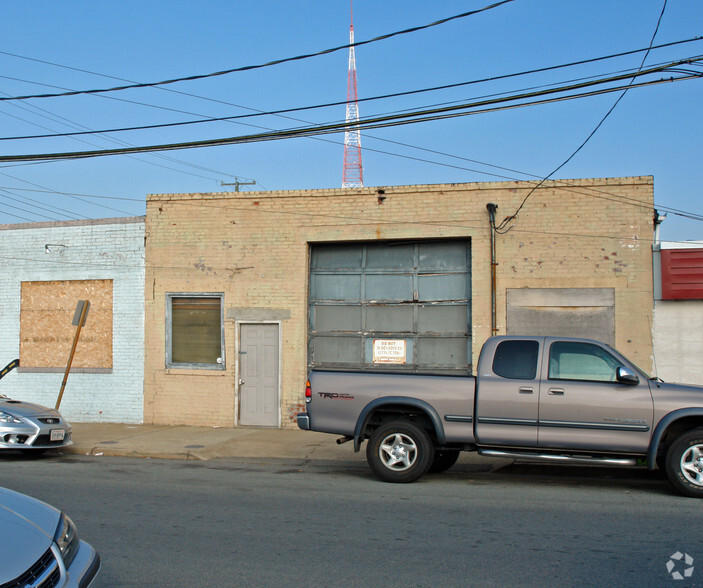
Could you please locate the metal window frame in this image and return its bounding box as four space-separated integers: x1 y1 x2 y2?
166 292 225 370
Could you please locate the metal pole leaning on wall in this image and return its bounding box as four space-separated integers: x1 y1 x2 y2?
56 300 90 410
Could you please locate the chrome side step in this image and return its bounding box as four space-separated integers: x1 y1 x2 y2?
478 449 638 466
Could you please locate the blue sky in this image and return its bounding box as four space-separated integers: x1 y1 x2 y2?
1 0 701 241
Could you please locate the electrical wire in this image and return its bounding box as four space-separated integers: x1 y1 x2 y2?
495 0 670 233
0 1 517 102
0 56 698 164
2 38 701 143
2 34 698 224
1 10 699 226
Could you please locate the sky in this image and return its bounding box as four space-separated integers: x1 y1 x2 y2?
1 0 702 242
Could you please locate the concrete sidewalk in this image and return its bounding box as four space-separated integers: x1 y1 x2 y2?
65 423 369 463
64 423 509 470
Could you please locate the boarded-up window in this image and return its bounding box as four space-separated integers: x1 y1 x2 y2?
506 288 615 346
20 280 113 370
167 294 224 369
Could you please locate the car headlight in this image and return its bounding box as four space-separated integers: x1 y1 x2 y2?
0 410 22 424
54 513 80 568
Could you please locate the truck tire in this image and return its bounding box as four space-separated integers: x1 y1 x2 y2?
366 421 433 483
428 449 460 474
665 428 703 498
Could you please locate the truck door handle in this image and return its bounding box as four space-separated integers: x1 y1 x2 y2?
548 388 565 395
518 387 534 394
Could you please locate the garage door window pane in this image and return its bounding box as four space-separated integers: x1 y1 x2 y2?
418 273 469 301
169 296 223 368
311 273 362 300
311 248 362 269
366 244 414 268
419 241 467 269
366 274 413 301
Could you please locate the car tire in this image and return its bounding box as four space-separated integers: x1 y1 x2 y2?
665 428 703 498
428 449 460 474
366 421 433 483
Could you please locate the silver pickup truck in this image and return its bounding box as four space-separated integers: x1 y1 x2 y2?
297 335 703 497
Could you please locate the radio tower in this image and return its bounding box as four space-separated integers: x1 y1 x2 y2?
342 1 363 188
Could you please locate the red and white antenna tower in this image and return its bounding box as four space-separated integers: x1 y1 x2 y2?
342 1 363 188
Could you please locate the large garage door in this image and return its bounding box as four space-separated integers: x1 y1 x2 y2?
309 240 471 374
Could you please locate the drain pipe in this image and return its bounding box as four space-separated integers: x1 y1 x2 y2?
486 203 498 336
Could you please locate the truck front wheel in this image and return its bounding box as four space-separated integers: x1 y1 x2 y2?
665 429 703 498
366 421 433 483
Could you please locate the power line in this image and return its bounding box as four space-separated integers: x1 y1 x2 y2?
0 82 249 184
0 56 699 164
495 0 671 233
0 1 517 102
2 38 701 143
2 35 698 222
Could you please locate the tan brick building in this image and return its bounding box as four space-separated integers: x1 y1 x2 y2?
144 177 655 428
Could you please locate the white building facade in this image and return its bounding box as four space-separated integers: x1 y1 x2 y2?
0 217 145 423
653 240 703 385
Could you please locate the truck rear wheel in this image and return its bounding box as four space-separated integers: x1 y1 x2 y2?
665 429 703 498
366 421 433 483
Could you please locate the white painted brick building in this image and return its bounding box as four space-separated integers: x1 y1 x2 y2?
653 241 703 385
0 217 144 423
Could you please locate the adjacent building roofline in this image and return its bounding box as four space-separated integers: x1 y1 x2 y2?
0 216 145 232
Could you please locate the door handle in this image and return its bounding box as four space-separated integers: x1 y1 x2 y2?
518 387 534 394
548 388 565 395
239 379 245 386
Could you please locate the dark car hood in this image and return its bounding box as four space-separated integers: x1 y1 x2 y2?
0 487 58 583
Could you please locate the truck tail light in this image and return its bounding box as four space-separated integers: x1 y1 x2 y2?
305 380 312 403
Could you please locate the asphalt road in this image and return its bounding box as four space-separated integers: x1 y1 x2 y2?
1 453 701 587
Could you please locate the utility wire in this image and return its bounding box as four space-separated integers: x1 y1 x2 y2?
2 38 701 142
0 1 517 102
0 81 250 184
2 36 698 222
0 56 698 164
495 0 670 233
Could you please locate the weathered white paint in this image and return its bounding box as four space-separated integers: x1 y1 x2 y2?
653 300 703 385
0 218 144 423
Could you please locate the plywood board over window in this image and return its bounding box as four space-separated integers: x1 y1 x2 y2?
20 280 113 372
506 288 615 346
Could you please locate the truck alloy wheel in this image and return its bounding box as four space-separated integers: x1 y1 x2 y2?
366 421 433 483
665 429 703 498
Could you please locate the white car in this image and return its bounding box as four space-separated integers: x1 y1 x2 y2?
0 395 72 452
0 486 100 586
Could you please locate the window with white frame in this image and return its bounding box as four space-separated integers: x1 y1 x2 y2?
166 294 224 369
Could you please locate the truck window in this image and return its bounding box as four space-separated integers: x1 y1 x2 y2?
548 341 620 382
492 340 539 380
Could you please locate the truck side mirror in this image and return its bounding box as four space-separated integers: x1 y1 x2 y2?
616 366 639 386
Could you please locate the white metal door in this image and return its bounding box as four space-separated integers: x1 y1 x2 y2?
239 324 279 427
